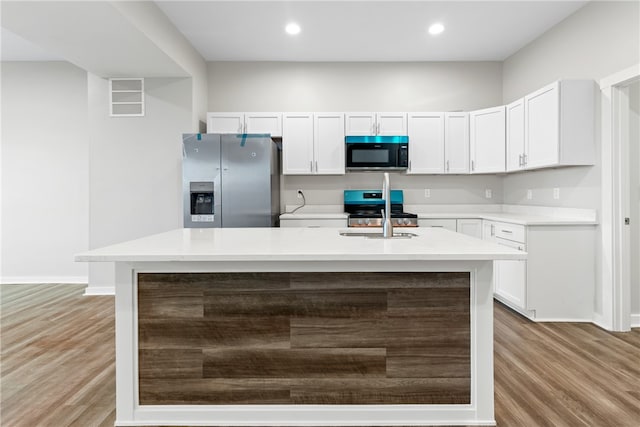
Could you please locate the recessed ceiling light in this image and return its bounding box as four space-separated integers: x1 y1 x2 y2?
428 23 445 36
285 23 301 35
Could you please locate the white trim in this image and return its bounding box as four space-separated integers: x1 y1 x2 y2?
599 64 640 90
599 64 640 331
83 286 115 296
631 314 640 328
0 276 88 285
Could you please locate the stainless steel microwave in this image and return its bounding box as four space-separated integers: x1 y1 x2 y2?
345 136 409 171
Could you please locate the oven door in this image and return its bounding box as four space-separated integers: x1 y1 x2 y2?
345 136 408 171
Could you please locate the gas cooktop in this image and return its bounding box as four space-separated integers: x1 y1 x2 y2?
344 190 418 228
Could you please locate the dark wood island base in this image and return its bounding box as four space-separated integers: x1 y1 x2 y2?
137 272 471 406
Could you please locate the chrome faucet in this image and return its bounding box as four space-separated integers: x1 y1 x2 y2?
382 172 393 238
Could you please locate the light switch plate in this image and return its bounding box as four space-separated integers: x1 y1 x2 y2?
424 189 431 198
485 189 492 199
527 190 533 200
553 188 560 200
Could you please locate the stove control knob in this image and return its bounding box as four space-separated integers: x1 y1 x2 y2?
357 219 364 225
404 218 411 225
364 219 370 225
395 219 402 225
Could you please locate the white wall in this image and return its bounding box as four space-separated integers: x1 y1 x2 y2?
629 80 640 320
208 61 505 206
502 1 640 209
1 62 89 283
86 75 191 294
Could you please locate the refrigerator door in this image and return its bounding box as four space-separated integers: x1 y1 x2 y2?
182 134 222 228
220 134 274 227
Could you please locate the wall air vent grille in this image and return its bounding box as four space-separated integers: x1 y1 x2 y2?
109 78 144 117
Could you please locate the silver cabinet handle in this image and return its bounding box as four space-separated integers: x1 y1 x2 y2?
491 224 495 236
372 123 376 135
501 229 513 234
238 123 243 133
377 122 381 134
309 161 313 172
518 154 523 167
471 160 475 171
522 153 527 166
446 160 450 172
408 160 412 171
315 161 318 172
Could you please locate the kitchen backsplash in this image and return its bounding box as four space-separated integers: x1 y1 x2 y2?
281 174 504 209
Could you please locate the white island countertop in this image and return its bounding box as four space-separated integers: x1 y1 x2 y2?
76 227 526 263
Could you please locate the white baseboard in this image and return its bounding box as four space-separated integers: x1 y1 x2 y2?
84 286 115 296
631 313 640 328
0 276 88 285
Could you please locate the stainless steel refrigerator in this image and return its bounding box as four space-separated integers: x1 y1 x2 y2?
182 133 280 228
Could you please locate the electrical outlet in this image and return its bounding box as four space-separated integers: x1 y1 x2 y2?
485 189 492 199
527 189 533 200
424 189 431 198
296 189 303 199
553 188 560 200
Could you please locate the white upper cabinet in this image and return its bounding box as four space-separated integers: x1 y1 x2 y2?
407 113 445 174
207 112 282 137
469 106 506 174
282 113 345 175
345 112 407 136
282 113 314 174
506 98 526 172
444 112 469 174
314 113 345 175
524 80 595 170
207 112 244 134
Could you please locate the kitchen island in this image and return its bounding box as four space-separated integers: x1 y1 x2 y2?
76 227 525 427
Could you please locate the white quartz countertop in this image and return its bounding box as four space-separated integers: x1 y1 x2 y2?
280 204 598 225
76 227 526 263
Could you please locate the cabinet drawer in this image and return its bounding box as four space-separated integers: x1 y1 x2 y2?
494 222 526 243
418 219 457 232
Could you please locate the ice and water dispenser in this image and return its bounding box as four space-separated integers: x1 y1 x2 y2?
189 182 214 223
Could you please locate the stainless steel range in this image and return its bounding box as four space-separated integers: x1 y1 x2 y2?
344 189 418 227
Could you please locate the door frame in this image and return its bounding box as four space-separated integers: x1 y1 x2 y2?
599 64 640 331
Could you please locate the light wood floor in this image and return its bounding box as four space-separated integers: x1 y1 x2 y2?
1 284 639 426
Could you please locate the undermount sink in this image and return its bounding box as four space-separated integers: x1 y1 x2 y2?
339 231 418 239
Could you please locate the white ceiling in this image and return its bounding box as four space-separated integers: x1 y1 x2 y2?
0 1 588 64
156 0 588 62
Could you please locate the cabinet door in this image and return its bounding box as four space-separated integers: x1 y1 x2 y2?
469 106 505 174
417 219 457 232
444 113 469 174
345 113 376 136
525 82 560 168
376 112 408 136
506 99 526 172
407 113 445 174
207 112 244 134
282 113 314 175
494 238 527 310
244 113 282 137
314 113 345 175
456 219 483 239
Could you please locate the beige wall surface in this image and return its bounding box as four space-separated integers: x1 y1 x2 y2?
1 62 89 282
503 1 640 103
208 61 503 112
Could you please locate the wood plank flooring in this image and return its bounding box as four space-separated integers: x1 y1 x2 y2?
1 283 639 426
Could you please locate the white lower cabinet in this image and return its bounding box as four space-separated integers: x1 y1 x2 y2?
456 219 482 238
417 219 457 232
483 219 595 321
280 218 347 228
